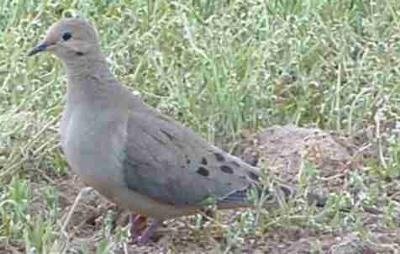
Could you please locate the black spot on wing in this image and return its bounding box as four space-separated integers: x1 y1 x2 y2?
197 167 209 177
201 157 208 165
148 132 167 145
214 152 225 162
220 165 234 174
247 171 260 181
185 154 191 164
160 129 174 141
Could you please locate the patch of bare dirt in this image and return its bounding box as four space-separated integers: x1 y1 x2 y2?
241 125 373 192
238 125 399 253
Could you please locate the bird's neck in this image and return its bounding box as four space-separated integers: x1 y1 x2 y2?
64 53 111 79
63 53 122 106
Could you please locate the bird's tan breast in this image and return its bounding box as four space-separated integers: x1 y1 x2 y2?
60 107 197 219
61 107 127 189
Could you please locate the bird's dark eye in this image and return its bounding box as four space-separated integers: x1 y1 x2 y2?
62 32 72 41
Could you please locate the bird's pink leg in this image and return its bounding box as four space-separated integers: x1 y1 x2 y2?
136 220 161 245
129 214 147 241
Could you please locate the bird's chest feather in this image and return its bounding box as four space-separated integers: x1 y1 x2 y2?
60 107 127 189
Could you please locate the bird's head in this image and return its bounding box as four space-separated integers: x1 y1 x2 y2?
28 18 100 61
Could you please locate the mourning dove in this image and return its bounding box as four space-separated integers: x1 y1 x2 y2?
28 18 296 244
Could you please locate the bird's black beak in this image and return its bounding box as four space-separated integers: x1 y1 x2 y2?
28 43 48 56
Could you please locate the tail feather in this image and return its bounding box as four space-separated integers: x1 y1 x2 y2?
217 183 295 209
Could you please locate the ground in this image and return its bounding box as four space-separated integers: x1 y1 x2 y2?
7 126 399 253
1 1 400 253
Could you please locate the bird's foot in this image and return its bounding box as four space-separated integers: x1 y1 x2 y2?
129 214 161 245
135 220 160 245
129 214 147 241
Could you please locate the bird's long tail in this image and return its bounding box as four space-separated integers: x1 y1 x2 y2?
218 178 327 210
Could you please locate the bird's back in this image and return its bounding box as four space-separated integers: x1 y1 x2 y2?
122 97 263 209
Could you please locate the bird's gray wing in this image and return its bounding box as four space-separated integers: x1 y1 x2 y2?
122 106 261 208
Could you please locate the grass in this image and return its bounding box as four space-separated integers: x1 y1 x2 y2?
1 0 400 252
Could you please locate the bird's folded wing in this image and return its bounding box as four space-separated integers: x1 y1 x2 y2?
121 106 261 208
